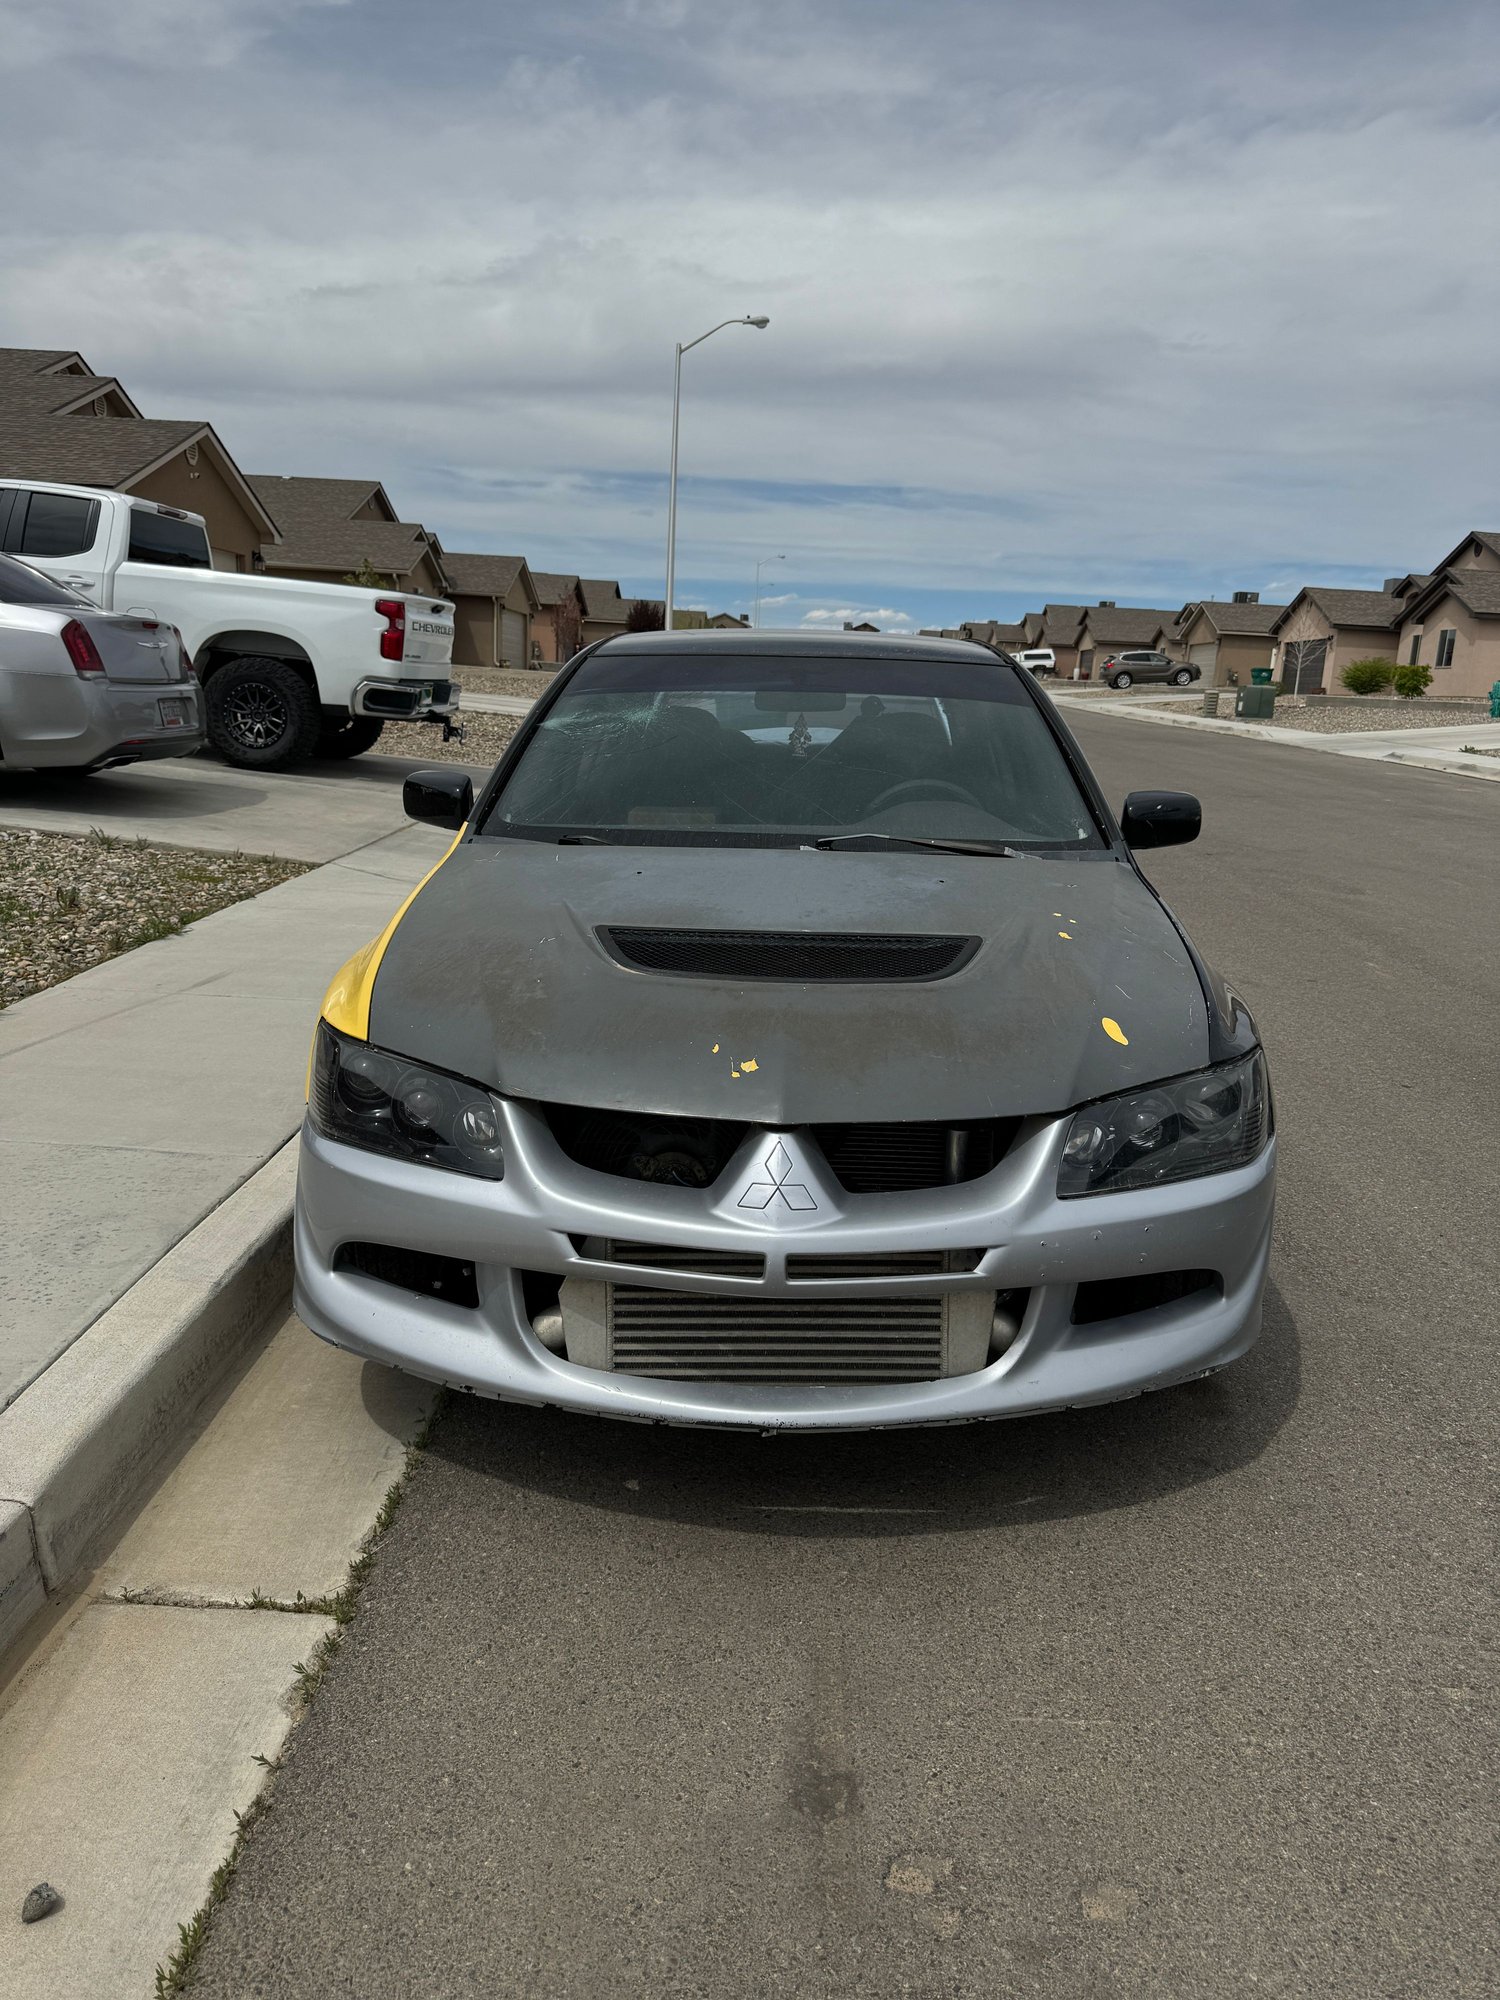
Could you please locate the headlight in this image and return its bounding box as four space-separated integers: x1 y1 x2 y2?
309 1021 505 1179
1057 1050 1269 1197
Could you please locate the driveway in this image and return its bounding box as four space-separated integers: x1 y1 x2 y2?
0 749 485 864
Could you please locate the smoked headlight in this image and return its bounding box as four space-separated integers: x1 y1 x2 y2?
1057 1049 1269 1198
309 1021 505 1179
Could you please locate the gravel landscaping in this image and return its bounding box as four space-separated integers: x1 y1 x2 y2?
453 666 556 701
0 828 308 1008
1140 696 1490 733
377 712 523 769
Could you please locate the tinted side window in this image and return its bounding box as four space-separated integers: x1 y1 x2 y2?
0 490 14 550
0 553 84 606
127 508 212 569
17 492 102 558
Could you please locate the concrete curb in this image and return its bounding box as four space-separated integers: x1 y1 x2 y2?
1049 695 1500 778
0 1138 297 1657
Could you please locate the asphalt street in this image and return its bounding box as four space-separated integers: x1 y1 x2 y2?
192 718 1497 1999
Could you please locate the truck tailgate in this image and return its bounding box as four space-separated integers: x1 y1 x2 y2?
402 599 454 670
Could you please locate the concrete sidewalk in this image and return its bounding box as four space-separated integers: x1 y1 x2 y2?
0 822 446 1411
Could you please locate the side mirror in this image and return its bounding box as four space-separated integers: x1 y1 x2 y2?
1120 790 1200 849
404 767 473 831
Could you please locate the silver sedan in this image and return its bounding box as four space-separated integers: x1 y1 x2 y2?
0 554 204 772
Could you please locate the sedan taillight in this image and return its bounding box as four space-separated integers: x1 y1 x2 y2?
61 619 106 678
173 627 196 677
375 597 406 662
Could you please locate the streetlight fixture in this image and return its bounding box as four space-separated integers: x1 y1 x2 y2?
665 315 770 631
753 554 785 629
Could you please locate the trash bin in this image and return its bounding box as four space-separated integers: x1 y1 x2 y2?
1490 680 1500 719
1250 666 1274 686
1235 685 1276 720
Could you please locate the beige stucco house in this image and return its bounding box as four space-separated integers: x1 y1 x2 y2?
441 555 539 671
1174 596 1286 686
248 474 449 598
530 572 587 663
1394 545 1500 696
579 578 628 646
0 347 278 569
1269 588 1401 692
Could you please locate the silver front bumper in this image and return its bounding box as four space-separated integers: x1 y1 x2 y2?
295 1099 1275 1431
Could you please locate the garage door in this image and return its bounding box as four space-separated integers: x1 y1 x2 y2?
1282 639 1328 693
1189 642 1217 672
500 609 527 668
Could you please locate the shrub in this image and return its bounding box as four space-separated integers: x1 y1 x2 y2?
1340 657 1395 695
1392 661 1433 699
625 598 665 632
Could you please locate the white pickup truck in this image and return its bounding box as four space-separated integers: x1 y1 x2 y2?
0 479 458 769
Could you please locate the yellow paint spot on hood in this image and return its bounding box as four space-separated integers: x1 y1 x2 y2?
741 1058 759 1072
1101 1016 1129 1046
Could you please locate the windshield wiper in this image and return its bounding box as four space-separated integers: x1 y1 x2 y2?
555 832 613 844
810 833 1021 857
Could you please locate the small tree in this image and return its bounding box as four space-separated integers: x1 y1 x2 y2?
626 597 666 632
1392 661 1433 699
1340 657 1395 695
554 592 583 661
343 557 396 590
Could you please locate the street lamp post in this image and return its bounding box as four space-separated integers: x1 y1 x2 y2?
753 554 785 630
665 315 769 631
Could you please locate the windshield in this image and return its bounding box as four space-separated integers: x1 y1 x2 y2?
481 652 1102 849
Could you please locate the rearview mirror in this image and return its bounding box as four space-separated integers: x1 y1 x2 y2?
1120 790 1200 849
404 767 473 831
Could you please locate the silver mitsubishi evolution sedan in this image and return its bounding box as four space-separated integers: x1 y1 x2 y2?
296 631 1274 1431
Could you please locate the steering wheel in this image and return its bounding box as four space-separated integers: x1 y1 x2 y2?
863 777 985 814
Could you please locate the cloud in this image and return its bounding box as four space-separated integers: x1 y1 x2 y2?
1 0 1497 622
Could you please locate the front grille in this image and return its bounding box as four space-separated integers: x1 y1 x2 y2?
334 1241 478 1307
601 927 977 982
604 1240 765 1279
813 1119 1019 1193
544 1104 747 1188
607 1286 946 1382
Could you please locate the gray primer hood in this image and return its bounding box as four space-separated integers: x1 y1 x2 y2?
367 841 1211 1124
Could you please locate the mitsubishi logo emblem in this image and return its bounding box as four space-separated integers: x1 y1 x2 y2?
738 1139 817 1212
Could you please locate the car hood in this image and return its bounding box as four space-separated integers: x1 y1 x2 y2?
367 839 1211 1124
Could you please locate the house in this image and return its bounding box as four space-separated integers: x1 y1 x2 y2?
707 612 750 628
530 572 587 663
842 620 879 633
1029 604 1089 678
1269 588 1402 693
579 578 628 646
1073 605 1184 678
0 346 279 569
247 474 449 597
1394 556 1500 697
1173 593 1286 685
441 554 540 671
958 620 1028 651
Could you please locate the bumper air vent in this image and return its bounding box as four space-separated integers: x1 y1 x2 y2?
603 1240 765 1280
334 1241 479 1307
786 1250 985 1279
607 1286 948 1383
813 1119 1020 1193
601 928 978 982
1071 1269 1222 1326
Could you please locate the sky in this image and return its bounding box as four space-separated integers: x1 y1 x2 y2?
2 0 1498 629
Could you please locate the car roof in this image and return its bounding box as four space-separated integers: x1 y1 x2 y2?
592 629 1008 665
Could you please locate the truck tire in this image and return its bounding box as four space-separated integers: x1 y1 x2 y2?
317 716 385 759
206 658 321 769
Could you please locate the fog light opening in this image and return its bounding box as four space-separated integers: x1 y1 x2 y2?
989 1288 1028 1360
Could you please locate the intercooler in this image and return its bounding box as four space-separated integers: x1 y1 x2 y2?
554 1246 997 1383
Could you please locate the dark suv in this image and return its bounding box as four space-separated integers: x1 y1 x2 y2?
1101 651 1199 689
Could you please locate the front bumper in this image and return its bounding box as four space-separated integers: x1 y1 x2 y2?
295 1099 1276 1432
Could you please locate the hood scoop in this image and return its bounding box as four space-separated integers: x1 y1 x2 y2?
599 927 978 983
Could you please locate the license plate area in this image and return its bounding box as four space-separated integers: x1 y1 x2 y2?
158 697 191 727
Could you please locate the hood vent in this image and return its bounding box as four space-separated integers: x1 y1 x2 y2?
601 927 978 982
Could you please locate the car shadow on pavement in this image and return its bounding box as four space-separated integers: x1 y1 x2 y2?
423 1279 1300 1537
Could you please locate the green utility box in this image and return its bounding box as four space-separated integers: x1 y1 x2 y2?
1490 680 1500 719
1236 685 1276 720
1250 666 1274 686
